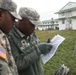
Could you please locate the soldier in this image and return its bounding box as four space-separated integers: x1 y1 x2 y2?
9 7 53 75
0 0 21 75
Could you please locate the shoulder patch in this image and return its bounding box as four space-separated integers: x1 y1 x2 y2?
0 45 6 60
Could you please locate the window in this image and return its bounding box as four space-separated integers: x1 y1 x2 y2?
61 12 64 16
62 20 65 24
69 19 72 24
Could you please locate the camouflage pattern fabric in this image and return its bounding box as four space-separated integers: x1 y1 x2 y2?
0 30 18 75
19 7 42 26
9 26 44 75
0 0 21 19
54 64 70 75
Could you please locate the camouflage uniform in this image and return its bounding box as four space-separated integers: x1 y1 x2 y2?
0 30 18 75
9 7 44 75
9 26 43 75
0 0 21 75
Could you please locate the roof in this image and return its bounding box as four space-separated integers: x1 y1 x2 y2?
42 19 51 23
55 2 76 14
42 19 58 23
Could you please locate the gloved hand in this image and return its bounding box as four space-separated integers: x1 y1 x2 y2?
46 38 51 43
38 43 53 54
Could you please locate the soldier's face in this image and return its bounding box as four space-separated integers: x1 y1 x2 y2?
0 10 15 33
19 18 35 36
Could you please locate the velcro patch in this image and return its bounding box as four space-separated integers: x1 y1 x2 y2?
0 45 6 60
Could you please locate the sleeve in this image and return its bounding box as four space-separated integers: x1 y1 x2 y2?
9 39 41 71
33 32 40 44
0 45 6 61
0 45 11 75
0 58 10 75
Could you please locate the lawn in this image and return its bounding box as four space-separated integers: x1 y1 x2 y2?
36 30 76 75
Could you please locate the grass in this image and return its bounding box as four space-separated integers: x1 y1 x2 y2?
36 30 76 75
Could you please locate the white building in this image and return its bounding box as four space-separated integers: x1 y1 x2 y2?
55 2 76 30
35 18 59 30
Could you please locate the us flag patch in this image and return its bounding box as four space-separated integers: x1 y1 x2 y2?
0 45 6 60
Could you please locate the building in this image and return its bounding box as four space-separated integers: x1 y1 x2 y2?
35 18 59 30
55 2 76 30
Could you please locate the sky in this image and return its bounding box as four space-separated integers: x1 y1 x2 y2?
14 0 76 21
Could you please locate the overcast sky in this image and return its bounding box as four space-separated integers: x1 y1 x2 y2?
14 0 76 21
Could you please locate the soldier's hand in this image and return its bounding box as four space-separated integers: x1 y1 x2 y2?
46 38 51 43
38 43 53 54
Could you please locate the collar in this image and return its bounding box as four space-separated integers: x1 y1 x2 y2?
0 30 7 38
15 27 25 37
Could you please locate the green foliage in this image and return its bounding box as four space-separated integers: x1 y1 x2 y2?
36 30 76 75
